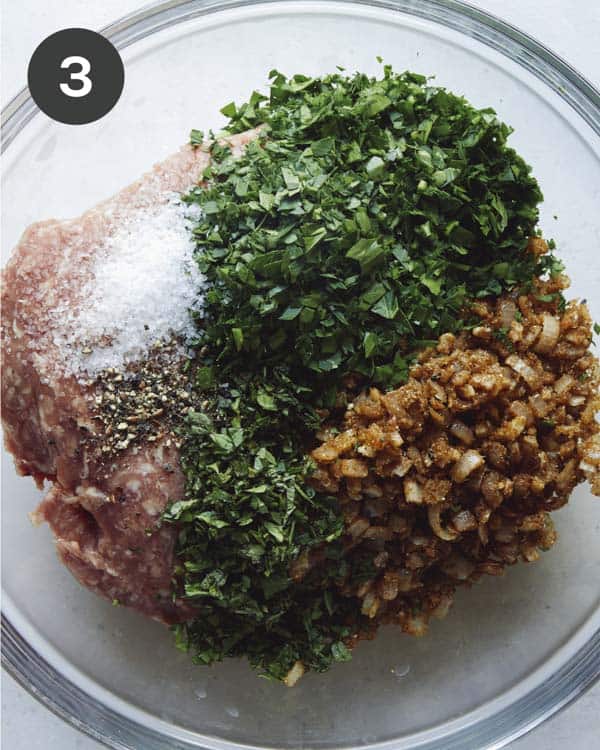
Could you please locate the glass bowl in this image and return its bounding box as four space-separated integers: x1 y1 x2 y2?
2 1 599 749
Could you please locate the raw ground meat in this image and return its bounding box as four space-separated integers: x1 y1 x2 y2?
1 131 255 623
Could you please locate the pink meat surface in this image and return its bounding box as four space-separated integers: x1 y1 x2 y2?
1 131 255 623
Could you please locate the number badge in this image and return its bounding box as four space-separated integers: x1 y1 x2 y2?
28 28 124 125
59 56 93 98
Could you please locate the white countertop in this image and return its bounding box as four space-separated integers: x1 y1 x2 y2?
1 0 599 748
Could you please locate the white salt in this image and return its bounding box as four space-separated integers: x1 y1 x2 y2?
55 197 204 376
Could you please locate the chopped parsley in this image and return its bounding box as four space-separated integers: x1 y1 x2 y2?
166 368 385 678
166 375 365 679
166 66 557 680
184 66 552 390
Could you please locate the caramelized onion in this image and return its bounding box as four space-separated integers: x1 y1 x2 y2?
499 299 516 328
451 450 484 482
452 509 478 532
506 354 539 387
430 594 454 620
347 517 370 539
529 393 549 418
284 661 305 687
554 373 575 395
380 571 400 600
534 314 560 353
403 478 423 504
392 457 413 478
361 592 380 618
510 400 533 425
441 554 475 581
450 420 475 445
404 614 427 636
428 504 458 541
481 470 505 508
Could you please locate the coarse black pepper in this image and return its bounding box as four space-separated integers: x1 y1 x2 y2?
85 340 198 457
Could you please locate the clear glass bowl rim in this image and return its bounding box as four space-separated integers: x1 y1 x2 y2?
1 1 599 749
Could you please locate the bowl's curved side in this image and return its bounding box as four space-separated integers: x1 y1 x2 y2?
2 0 599 154
3 610 599 750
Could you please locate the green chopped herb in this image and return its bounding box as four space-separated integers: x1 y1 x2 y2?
492 326 514 351
185 67 553 390
168 65 557 681
168 375 368 679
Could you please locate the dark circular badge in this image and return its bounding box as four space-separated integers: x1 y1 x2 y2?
28 28 124 125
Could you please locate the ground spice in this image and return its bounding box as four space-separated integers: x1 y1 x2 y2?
86 340 197 456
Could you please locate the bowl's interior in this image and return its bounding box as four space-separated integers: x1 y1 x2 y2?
2 2 600 748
